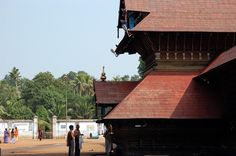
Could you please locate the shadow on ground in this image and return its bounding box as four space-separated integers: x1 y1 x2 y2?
5 152 106 156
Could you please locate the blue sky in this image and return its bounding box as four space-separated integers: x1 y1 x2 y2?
0 0 139 80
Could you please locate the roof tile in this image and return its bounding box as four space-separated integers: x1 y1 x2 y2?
199 46 236 75
124 0 236 32
94 81 139 104
105 72 223 119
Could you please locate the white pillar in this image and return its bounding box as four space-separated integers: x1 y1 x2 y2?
33 116 38 139
52 116 57 139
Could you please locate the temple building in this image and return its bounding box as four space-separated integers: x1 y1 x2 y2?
94 0 236 155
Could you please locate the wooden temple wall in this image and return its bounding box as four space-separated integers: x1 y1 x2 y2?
133 32 236 73
110 120 236 156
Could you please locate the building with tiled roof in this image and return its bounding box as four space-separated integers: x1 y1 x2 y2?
118 0 236 32
94 81 139 119
105 72 223 120
95 0 236 155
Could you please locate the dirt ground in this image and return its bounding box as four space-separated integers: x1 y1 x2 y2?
0 136 105 156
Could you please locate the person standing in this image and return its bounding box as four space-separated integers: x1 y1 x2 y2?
4 128 9 143
38 129 43 141
14 127 19 142
67 125 74 156
74 124 81 156
103 124 113 156
10 128 16 144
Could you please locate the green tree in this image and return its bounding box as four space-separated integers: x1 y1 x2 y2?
29 72 59 112
55 102 66 119
121 75 130 81
138 57 146 78
36 105 51 131
0 105 9 118
9 67 21 97
130 74 140 81
1 69 96 125
112 75 122 81
0 79 33 119
112 75 140 81
7 102 34 119
67 71 77 81
33 72 54 88
68 96 95 119
74 71 94 96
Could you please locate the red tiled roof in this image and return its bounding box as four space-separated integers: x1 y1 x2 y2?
124 0 236 32
94 81 139 104
105 72 223 119
199 46 236 76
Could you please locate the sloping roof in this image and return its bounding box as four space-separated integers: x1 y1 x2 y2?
123 0 236 32
198 46 236 76
94 81 139 104
105 72 223 119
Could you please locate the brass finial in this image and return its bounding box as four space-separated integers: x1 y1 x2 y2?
100 66 106 82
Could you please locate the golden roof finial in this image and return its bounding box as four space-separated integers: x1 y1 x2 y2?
100 66 106 82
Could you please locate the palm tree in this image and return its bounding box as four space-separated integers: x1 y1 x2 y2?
70 71 94 96
0 105 9 118
74 74 85 96
83 74 94 96
0 81 17 118
55 102 66 119
9 67 21 98
68 96 95 119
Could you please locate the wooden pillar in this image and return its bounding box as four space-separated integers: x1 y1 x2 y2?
233 33 235 46
200 32 202 51
183 33 186 51
175 33 178 51
207 53 210 60
191 33 194 51
158 33 161 51
224 33 228 50
167 33 169 51
207 33 211 51
216 33 219 51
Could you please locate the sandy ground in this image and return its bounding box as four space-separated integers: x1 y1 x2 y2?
0 137 105 156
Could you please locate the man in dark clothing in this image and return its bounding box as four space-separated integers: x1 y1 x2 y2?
67 125 74 156
74 124 81 156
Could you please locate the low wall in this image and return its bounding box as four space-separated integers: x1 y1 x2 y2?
0 116 104 139
0 116 38 139
52 116 104 139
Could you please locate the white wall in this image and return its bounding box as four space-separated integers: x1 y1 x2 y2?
1 117 104 139
54 119 104 138
0 121 34 138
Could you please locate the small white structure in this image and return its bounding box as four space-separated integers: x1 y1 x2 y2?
0 116 38 139
52 116 104 139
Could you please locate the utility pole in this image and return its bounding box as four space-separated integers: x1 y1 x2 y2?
64 75 68 136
